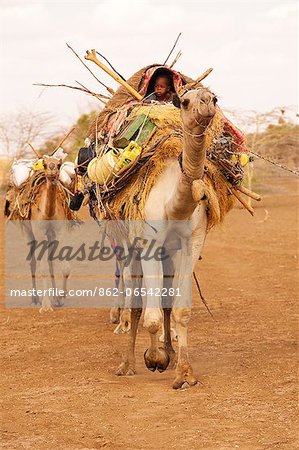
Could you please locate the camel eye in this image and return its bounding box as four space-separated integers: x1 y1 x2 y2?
213 97 218 105
181 98 190 109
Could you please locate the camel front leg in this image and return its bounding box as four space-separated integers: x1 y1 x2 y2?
110 260 122 325
46 228 64 307
39 257 53 313
172 308 197 389
172 245 196 389
142 256 170 373
24 227 40 306
113 262 131 334
29 254 41 305
115 307 142 376
60 260 70 305
163 308 176 368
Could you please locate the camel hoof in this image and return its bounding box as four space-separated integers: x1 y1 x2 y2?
144 347 170 373
113 324 126 335
113 321 130 334
172 374 198 390
53 295 64 307
115 362 136 376
115 362 127 376
31 296 41 306
39 306 54 314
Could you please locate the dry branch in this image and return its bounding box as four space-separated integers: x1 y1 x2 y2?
27 142 40 158
236 185 261 201
66 43 113 96
33 83 109 102
169 50 182 69
164 32 182 66
74 81 107 104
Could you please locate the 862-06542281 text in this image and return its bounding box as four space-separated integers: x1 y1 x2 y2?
9 287 182 298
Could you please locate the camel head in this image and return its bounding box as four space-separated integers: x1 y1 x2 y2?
173 88 217 130
42 155 62 181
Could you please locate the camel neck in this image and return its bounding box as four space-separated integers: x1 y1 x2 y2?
182 123 206 180
165 122 208 220
44 179 58 218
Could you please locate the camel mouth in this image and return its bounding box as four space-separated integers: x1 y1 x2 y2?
46 174 59 182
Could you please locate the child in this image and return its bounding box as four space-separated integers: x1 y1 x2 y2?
146 75 173 103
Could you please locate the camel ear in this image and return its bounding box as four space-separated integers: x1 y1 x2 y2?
172 95 181 108
181 98 190 109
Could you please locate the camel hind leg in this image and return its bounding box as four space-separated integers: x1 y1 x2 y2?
161 252 176 368
115 258 143 376
113 262 132 334
22 224 41 306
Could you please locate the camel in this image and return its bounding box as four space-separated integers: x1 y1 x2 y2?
21 155 72 311
115 87 217 389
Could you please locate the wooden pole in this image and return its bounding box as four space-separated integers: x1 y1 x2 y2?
27 142 40 158
51 127 76 155
179 68 213 96
193 68 213 85
85 50 143 101
229 187 254 216
236 184 261 201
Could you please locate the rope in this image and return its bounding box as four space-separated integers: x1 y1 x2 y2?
181 127 206 138
248 149 299 176
193 271 214 319
223 134 299 177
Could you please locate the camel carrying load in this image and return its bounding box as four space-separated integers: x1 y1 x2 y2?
5 143 76 221
70 55 263 387
3 46 262 386
4 144 77 311
73 60 260 225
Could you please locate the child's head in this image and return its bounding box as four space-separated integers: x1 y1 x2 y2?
154 75 171 99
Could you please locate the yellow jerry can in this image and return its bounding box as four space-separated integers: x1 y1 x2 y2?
239 153 249 167
231 153 249 167
87 142 142 186
117 141 142 169
32 159 44 171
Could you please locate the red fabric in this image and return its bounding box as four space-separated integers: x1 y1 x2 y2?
139 66 183 97
223 119 247 153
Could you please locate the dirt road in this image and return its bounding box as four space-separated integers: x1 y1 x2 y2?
1 176 298 449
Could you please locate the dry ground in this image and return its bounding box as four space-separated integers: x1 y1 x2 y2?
0 176 298 450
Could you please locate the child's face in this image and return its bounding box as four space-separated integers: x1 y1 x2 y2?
154 77 170 98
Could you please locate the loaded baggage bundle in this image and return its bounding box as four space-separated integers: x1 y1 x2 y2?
6 144 76 221
73 60 256 227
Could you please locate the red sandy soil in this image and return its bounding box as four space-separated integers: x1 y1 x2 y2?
0 176 298 449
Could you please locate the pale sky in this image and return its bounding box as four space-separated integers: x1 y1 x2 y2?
0 0 297 130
